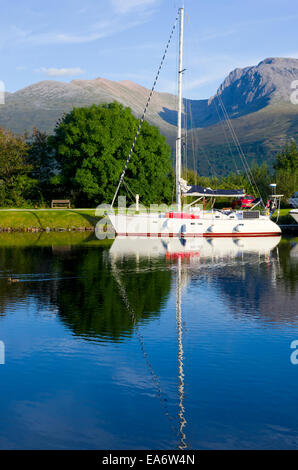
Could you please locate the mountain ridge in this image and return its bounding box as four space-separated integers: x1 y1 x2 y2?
0 57 297 175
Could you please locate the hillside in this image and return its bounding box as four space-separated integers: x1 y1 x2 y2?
0 57 297 175
0 78 177 145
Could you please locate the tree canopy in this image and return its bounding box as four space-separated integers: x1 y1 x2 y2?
274 140 298 171
273 139 298 199
0 128 35 206
50 102 173 206
27 128 56 203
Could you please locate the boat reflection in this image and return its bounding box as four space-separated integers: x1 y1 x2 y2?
109 235 282 262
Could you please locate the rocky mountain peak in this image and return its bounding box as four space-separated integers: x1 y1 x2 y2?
208 57 298 117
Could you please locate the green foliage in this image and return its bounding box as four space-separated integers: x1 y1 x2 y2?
274 140 298 171
273 140 297 200
0 128 36 206
184 140 297 206
50 102 173 206
27 128 56 202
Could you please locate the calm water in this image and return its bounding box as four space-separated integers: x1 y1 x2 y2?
0 232 297 450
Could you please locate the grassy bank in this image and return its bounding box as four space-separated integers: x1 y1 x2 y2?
0 209 100 231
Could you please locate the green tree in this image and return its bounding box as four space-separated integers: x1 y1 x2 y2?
27 128 56 203
274 140 298 171
274 140 298 200
0 128 36 206
50 102 173 206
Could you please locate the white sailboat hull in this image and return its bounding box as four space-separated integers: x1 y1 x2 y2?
109 212 281 238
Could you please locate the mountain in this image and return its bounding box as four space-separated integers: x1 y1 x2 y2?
0 57 297 175
1 78 178 146
186 58 298 174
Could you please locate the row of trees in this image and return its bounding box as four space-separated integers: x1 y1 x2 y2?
184 139 297 204
0 101 297 207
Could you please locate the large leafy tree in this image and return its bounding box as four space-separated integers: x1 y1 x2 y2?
50 102 173 206
0 128 35 206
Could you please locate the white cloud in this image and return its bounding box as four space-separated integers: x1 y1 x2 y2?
110 0 158 15
183 74 226 92
37 67 85 77
16 14 153 46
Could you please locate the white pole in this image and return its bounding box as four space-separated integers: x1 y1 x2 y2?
176 7 184 213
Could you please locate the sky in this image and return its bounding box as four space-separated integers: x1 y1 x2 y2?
0 0 297 99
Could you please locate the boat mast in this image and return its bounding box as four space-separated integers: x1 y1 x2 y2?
176 7 184 212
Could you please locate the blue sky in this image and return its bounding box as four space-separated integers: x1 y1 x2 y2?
0 0 297 99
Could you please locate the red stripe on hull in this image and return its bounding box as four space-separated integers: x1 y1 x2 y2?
116 232 281 238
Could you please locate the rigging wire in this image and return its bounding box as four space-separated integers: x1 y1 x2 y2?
123 180 137 203
213 100 240 174
111 11 180 208
187 102 219 180
215 92 263 203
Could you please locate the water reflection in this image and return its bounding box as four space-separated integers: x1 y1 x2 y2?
1 234 298 338
0 238 172 341
0 233 297 449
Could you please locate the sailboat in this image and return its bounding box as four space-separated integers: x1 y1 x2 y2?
108 7 281 239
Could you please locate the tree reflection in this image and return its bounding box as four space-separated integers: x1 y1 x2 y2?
0 241 172 341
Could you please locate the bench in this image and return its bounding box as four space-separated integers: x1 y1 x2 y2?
51 199 71 209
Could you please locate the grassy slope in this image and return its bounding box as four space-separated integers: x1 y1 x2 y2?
190 103 298 175
0 210 100 230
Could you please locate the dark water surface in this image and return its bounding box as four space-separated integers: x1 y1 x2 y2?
0 232 297 449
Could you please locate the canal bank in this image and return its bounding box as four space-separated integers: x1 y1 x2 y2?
0 209 101 232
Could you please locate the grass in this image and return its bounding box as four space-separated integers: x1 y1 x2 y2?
0 209 101 230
